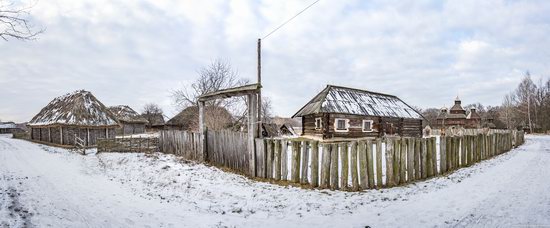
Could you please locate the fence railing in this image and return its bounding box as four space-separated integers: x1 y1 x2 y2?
97 137 159 153
254 130 525 191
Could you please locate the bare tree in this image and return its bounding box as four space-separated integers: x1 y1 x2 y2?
515 72 537 132
171 59 246 109
0 0 43 41
141 103 164 128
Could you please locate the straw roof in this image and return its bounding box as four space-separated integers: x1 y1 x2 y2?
28 90 118 127
108 105 148 124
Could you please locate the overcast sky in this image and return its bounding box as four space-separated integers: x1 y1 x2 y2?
2 0 550 123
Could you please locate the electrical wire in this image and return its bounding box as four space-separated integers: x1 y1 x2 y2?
262 0 321 40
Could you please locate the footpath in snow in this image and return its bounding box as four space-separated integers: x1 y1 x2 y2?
1 134 549 227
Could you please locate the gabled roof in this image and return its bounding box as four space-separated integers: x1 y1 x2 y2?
108 105 148 124
28 90 118 127
292 85 423 119
0 122 17 129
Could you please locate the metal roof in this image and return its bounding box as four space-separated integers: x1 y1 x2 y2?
292 85 423 119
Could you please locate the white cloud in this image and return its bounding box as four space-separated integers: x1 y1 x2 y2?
2 0 550 122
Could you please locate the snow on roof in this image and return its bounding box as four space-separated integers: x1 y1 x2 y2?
0 122 17 129
292 85 423 119
108 105 148 124
28 90 119 127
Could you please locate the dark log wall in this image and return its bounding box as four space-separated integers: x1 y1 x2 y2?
117 123 146 135
29 126 116 147
302 113 423 139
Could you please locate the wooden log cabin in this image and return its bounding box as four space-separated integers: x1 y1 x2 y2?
108 105 148 135
292 85 424 140
27 90 118 147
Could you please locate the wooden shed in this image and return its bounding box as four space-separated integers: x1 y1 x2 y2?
292 85 424 140
27 90 119 147
108 105 148 135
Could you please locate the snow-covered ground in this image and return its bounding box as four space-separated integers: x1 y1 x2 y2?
1 134 549 227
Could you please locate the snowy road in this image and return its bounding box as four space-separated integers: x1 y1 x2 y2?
1 134 550 227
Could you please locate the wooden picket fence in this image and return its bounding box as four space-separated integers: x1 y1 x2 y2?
254 130 525 191
206 130 249 174
159 130 202 160
159 130 249 174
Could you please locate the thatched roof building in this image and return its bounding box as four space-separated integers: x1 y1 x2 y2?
166 106 233 132
0 122 24 134
28 90 118 147
108 105 148 135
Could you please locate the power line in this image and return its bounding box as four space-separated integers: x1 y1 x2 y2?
262 0 321 40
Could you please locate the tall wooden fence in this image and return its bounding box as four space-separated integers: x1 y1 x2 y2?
254 130 525 191
159 130 249 174
159 130 202 160
207 130 249 174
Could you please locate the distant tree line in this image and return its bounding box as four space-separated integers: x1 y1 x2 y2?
420 72 550 133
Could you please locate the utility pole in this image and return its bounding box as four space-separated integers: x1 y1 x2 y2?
257 38 262 137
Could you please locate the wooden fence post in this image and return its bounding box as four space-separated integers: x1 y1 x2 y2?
300 141 310 184
358 141 368 189
431 137 438 175
320 143 331 189
266 139 273 179
350 141 359 191
399 138 407 183
330 144 339 190
440 136 447 173
421 138 428 179
426 137 433 177
340 142 349 190
281 140 288 181
367 140 375 188
394 139 401 185
273 140 281 181
407 137 415 182
376 138 383 188
310 141 319 187
414 138 421 180
291 141 300 183
385 138 394 187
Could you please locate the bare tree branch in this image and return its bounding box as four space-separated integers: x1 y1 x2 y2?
0 0 44 41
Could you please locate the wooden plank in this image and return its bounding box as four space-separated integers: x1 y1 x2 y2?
340 142 349 190
431 137 438 175
350 141 359 191
421 138 428 179
385 138 394 187
407 137 414 182
426 137 433 177
266 139 273 179
330 144 339 190
358 141 368 189
414 138 421 180
320 143 331 189
376 138 383 188
366 140 375 188
255 139 265 178
291 141 300 183
310 141 319 187
273 140 281 181
300 141 309 184
393 139 401 185
399 138 407 183
440 136 447 173
281 140 288 181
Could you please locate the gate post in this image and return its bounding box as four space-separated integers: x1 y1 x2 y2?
198 101 207 162
248 93 258 177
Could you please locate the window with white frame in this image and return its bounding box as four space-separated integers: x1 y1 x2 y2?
315 117 322 130
334 118 349 132
362 120 374 132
